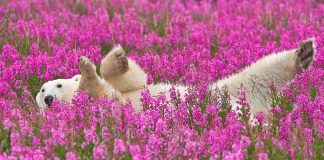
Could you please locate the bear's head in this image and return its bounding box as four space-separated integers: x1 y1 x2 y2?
36 75 81 111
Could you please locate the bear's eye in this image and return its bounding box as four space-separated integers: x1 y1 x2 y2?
57 84 62 88
41 89 45 92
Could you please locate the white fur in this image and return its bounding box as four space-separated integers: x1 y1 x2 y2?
36 39 315 119
36 75 80 111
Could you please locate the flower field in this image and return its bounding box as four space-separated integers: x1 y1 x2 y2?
0 0 323 159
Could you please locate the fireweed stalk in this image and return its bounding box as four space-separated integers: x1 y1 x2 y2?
0 0 323 159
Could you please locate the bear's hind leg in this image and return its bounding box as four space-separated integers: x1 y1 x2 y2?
100 46 129 78
295 39 315 71
100 46 147 93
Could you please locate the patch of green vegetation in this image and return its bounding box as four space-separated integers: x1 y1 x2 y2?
0 13 34 57
148 12 169 37
100 42 114 56
210 36 219 58
153 75 162 84
74 135 95 159
27 75 42 98
264 139 287 160
25 136 33 146
0 123 11 154
192 12 204 22
263 13 276 30
247 144 256 160
83 142 95 159
314 136 324 160
107 7 115 21
74 3 88 15
274 31 281 44
156 15 168 37
309 86 317 101
16 33 32 57
121 44 136 54
55 145 67 160
32 118 42 136
95 64 101 76
38 40 53 53
218 88 232 126
124 152 133 160
171 73 184 83
96 122 102 139
13 87 23 100
261 34 270 45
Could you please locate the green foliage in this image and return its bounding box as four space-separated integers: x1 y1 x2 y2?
274 31 281 44
153 75 162 84
0 123 11 154
55 145 66 160
15 32 32 57
218 87 232 126
74 3 88 15
210 36 219 58
171 73 184 84
247 144 256 160
107 7 115 21
96 63 101 76
263 139 287 160
121 44 136 54
38 40 53 53
25 136 33 146
309 86 317 101
74 135 95 159
314 136 324 160
148 12 169 37
100 43 114 56
27 75 42 98
96 122 102 139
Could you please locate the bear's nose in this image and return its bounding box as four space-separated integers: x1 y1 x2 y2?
44 95 54 106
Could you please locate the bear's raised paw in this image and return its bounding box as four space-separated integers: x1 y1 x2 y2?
78 56 97 78
296 38 315 71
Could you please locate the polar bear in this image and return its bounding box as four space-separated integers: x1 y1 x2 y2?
36 39 315 118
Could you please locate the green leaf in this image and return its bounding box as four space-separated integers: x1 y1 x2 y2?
55 145 66 160
309 87 317 101
210 36 219 58
314 136 324 160
100 43 114 56
0 123 11 154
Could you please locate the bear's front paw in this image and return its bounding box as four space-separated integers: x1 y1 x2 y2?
296 39 315 71
78 56 96 77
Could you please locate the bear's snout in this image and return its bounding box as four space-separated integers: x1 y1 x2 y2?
44 95 54 106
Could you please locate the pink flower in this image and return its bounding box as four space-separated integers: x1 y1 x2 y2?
257 152 268 160
114 139 126 154
66 152 78 160
269 106 282 115
93 144 106 160
129 144 141 159
256 112 265 123
0 0 322 159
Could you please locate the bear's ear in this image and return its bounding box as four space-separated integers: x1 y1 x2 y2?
72 74 81 82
